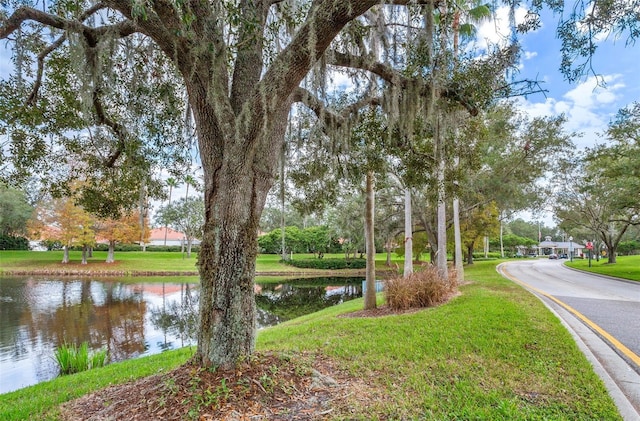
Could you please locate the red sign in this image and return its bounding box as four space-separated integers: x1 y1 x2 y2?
586 242 593 250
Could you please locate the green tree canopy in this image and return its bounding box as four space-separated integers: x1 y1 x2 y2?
0 185 33 236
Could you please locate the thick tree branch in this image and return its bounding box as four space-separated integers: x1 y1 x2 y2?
327 50 409 88
326 50 482 116
1 6 138 40
92 88 129 168
26 3 109 106
1 7 71 38
292 87 381 131
231 0 267 113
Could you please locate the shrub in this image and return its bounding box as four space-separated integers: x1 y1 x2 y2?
54 342 108 375
284 258 367 270
0 235 29 250
385 266 458 310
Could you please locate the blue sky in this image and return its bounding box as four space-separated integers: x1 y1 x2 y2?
479 7 640 150
475 6 639 226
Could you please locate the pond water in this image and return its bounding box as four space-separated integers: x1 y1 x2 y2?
0 276 363 394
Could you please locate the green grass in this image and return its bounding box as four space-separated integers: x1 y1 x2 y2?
0 251 406 275
0 347 196 420
0 250 201 273
258 260 620 420
0 260 621 420
565 255 640 281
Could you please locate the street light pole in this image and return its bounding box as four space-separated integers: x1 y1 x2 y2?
569 236 573 262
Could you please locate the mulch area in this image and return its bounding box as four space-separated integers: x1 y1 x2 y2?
58 352 379 421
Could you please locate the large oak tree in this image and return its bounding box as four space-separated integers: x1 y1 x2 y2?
1 0 445 369
3 0 633 371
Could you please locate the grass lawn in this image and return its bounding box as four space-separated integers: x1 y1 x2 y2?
0 251 407 276
0 260 620 420
565 255 640 282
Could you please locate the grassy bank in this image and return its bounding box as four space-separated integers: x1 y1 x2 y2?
0 251 406 276
565 255 640 281
0 260 620 420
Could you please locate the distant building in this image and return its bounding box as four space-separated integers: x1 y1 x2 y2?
537 236 585 258
147 227 200 247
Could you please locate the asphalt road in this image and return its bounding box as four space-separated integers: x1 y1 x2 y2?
498 259 640 420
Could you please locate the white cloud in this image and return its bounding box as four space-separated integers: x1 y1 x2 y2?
523 51 538 60
475 6 531 50
515 74 624 149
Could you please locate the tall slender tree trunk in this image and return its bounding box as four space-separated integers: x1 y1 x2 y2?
499 219 505 258
484 236 489 258
452 196 463 282
139 182 147 252
452 155 463 283
81 245 88 264
404 189 413 276
364 171 376 310
106 240 116 263
436 116 448 280
164 184 173 246
62 245 69 264
280 141 287 261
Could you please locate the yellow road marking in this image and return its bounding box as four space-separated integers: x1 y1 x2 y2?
499 263 640 367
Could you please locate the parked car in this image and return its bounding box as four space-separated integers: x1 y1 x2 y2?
548 254 558 259
527 253 537 258
558 253 568 259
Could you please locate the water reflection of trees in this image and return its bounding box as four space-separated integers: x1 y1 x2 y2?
255 282 362 321
147 278 363 336
1 279 148 366
149 283 198 349
1 276 361 382
26 280 147 362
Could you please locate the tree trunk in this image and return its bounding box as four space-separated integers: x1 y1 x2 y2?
484 236 489 258
81 245 88 264
364 171 376 310
139 182 147 252
452 196 463 283
436 116 448 280
187 238 193 258
62 245 69 264
385 237 392 267
106 240 115 263
499 219 505 258
192 92 283 370
280 141 287 261
467 245 474 265
403 189 413 277
196 179 263 369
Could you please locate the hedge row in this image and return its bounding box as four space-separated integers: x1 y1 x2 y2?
284 258 367 270
0 235 29 250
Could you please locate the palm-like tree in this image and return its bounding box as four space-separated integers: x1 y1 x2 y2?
450 0 491 281
164 177 179 246
184 174 199 202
